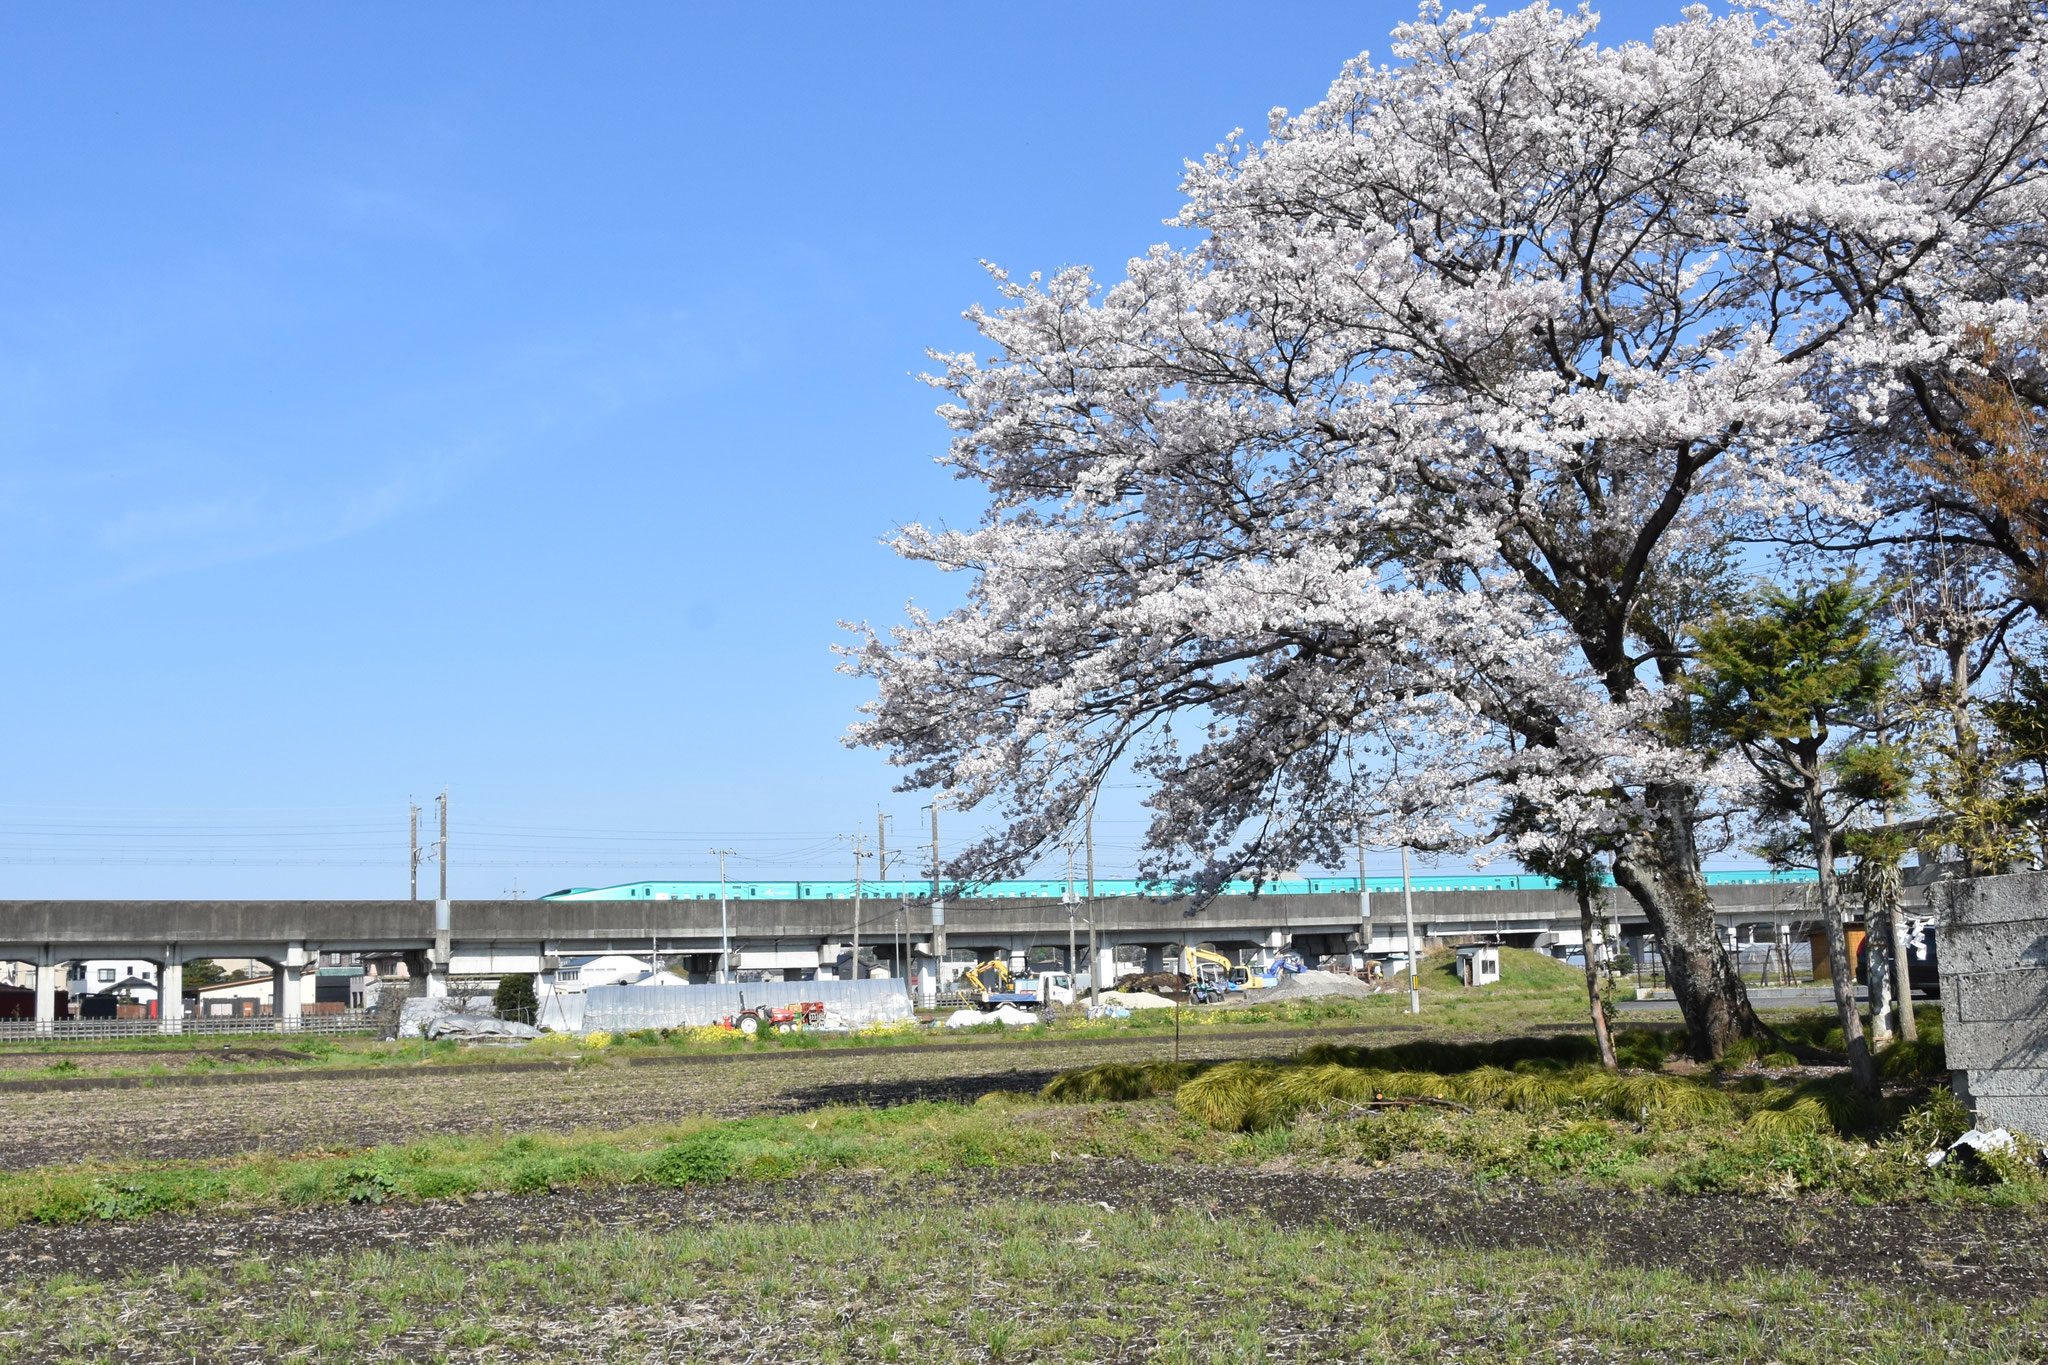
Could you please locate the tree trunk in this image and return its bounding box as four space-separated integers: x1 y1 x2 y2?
1866 905 1895 1048
1806 798 1879 1097
1579 882 1618 1070
1889 902 1918 1043
1611 789 1762 1060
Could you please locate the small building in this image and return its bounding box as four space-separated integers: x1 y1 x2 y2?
68 960 158 995
1455 945 1502 987
191 976 275 1018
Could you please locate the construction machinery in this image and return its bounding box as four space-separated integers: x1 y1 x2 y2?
1181 944 1307 992
963 960 1078 1011
962 959 1016 1001
1230 949 1308 989
1181 945 1237 986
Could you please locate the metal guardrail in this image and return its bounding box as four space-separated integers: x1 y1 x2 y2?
0 1010 376 1041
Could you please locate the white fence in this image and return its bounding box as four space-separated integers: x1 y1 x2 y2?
0 1011 376 1042
575 979 914 1034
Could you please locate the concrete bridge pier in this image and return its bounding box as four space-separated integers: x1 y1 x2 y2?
429 899 453 999
157 953 183 1034
34 952 64 1034
269 942 307 1029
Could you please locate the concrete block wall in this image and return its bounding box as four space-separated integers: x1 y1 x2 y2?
1935 871 2048 1135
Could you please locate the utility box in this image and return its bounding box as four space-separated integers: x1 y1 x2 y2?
1935 872 2048 1135
1456 945 1501 987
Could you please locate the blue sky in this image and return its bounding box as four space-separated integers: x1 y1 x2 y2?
0 1 1677 897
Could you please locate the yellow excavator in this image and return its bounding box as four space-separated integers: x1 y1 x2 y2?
1181 944 1297 991
962 959 1017 1002
1181 945 1238 987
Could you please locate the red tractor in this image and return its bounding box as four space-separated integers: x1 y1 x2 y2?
721 999 826 1035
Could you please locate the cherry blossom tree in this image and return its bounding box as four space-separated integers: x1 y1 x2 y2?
846 0 2048 1057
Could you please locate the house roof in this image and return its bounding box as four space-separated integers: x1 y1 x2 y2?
86 975 157 995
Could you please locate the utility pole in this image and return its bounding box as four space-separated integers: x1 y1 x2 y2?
711 847 735 983
877 809 892 884
1401 844 1421 1015
1062 840 1080 984
1357 831 1371 965
927 800 947 967
437 789 449 903
842 833 870 983
1086 796 1099 1011
409 800 421 901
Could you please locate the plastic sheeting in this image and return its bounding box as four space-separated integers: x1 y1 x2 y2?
397 995 498 1039
425 1013 540 1040
945 1005 1039 1028
578 977 915 1033
537 988 586 1034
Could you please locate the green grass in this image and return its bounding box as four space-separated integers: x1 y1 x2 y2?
1038 1017 2040 1203
0 1097 1238 1230
6 1200 2039 1363
1421 944 1588 994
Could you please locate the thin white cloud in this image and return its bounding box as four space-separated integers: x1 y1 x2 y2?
55 307 762 589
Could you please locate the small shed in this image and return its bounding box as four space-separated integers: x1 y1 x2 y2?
1455 945 1502 987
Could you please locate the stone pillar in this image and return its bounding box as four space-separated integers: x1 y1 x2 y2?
158 957 184 1035
1935 871 2048 1134
34 957 59 1034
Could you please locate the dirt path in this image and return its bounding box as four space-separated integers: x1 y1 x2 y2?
3 1162 2040 1304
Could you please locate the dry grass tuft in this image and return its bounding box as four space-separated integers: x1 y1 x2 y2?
1743 1098 1831 1137
1588 1071 1733 1125
1040 1060 1212 1104
1047 1032 1741 1135
1040 1064 1156 1104
1173 1062 1284 1131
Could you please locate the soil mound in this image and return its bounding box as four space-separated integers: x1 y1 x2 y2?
1227 969 1378 1005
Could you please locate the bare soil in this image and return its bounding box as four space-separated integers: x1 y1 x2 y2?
3 1161 2041 1304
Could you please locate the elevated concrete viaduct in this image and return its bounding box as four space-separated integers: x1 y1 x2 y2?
0 877 1914 1031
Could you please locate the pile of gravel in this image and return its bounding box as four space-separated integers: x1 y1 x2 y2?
1225 969 1378 1004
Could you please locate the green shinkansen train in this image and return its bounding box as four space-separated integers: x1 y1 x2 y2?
540 868 1817 902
